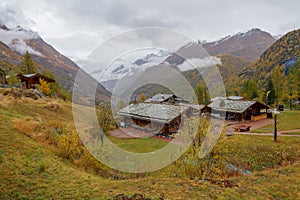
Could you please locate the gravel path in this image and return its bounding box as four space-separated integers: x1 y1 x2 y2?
233 129 300 137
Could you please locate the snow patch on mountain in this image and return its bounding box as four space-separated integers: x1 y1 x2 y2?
208 28 269 47
91 50 170 82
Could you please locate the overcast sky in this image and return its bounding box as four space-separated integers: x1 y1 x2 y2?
1 0 300 65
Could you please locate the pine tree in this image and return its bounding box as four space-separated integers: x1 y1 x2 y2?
243 79 259 99
20 51 37 74
7 72 19 87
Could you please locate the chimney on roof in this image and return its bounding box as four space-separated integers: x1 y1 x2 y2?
219 100 225 107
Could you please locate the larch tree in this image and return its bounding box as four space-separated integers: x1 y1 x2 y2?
265 79 276 105
116 99 127 110
285 66 299 110
272 66 286 105
138 93 147 102
38 78 51 95
195 84 210 104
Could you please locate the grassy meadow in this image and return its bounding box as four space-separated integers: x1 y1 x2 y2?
0 89 300 199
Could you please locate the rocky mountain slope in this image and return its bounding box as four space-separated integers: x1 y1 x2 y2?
0 23 111 101
252 28 300 86
165 28 275 66
203 28 276 62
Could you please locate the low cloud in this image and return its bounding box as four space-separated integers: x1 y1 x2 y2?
0 29 43 56
0 3 35 29
177 57 221 72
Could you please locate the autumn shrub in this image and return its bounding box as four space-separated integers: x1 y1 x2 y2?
38 78 51 95
45 120 65 139
96 103 116 132
57 131 83 160
163 116 228 179
45 120 110 175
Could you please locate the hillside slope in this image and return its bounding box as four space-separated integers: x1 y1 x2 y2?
0 92 299 199
178 54 249 95
0 41 23 71
253 28 300 86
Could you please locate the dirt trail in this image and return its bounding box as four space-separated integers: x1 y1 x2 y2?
226 119 300 137
234 129 300 137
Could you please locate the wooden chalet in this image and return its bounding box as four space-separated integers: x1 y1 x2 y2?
118 93 211 136
118 103 195 136
208 99 269 121
17 73 55 89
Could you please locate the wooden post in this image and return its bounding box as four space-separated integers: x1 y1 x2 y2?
274 112 277 142
273 109 280 142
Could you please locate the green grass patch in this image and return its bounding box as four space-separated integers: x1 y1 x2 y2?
215 134 300 171
107 134 168 153
251 110 300 133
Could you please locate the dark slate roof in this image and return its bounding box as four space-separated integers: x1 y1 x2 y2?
144 93 176 103
17 73 55 83
118 103 189 124
208 99 261 113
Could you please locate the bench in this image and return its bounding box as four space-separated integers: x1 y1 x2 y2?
234 125 251 132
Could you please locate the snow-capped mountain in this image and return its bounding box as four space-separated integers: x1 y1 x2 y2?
90 28 276 92
0 23 111 100
0 24 42 56
90 49 171 90
202 28 276 61
164 40 209 66
159 28 275 66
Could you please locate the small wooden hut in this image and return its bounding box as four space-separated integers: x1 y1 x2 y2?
208 99 269 121
17 73 55 89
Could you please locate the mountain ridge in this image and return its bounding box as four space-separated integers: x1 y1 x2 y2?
95 28 275 92
202 28 276 62
0 23 111 101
